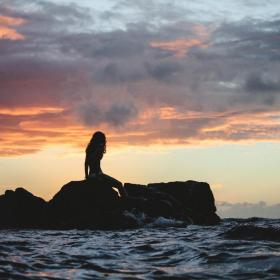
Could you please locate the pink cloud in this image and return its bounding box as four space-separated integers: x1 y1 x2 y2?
0 15 26 40
150 24 210 57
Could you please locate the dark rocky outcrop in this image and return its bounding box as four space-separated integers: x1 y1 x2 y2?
124 180 220 225
48 178 137 229
0 179 220 229
0 188 48 228
225 225 280 242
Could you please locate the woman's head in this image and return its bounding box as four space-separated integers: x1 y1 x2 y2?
86 131 106 154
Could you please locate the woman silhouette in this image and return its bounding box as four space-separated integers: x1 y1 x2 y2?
85 131 127 197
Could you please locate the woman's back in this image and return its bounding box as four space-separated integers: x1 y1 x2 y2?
85 131 106 178
86 145 103 174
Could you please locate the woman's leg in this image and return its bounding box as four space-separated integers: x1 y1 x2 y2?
100 173 128 198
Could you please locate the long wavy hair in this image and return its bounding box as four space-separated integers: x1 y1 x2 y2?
86 131 106 155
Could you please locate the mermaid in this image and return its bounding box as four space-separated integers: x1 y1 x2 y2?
85 131 127 198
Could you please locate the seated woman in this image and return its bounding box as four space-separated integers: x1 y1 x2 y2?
85 131 127 198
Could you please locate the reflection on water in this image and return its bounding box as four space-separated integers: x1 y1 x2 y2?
0 218 280 279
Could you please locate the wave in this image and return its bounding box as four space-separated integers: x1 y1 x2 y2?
122 210 187 228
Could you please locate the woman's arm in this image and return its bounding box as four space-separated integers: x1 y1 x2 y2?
84 155 89 179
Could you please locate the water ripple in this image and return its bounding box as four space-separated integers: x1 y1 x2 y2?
0 219 280 279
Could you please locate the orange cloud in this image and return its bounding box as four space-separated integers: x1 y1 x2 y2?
150 38 208 57
150 24 210 57
159 107 225 120
0 105 109 156
0 107 64 116
0 15 26 40
0 15 26 26
1 104 280 157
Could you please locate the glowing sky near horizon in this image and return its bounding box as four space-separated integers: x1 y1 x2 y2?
1 0 280 217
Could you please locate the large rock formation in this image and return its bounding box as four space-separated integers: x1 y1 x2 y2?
0 188 48 229
124 180 220 225
48 178 137 229
0 179 220 229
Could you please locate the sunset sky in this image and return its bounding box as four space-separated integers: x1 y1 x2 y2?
1 0 280 217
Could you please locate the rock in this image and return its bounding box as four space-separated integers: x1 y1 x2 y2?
0 187 48 228
0 179 220 229
225 225 280 242
125 180 221 225
48 178 137 229
124 183 148 197
123 186 191 221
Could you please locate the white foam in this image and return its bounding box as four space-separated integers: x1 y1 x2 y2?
123 210 147 226
146 216 185 228
123 210 191 227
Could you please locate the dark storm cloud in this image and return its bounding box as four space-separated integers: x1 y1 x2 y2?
76 101 138 127
213 20 280 63
146 60 184 81
93 62 146 84
106 103 138 126
241 73 280 105
58 29 149 59
244 73 280 93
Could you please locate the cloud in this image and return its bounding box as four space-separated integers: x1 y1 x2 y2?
150 24 210 57
150 38 208 58
93 62 146 84
1 0 280 155
0 14 26 40
76 101 138 126
217 201 280 219
241 73 280 106
245 73 280 93
146 60 183 81
105 104 138 126
0 107 91 156
0 15 25 26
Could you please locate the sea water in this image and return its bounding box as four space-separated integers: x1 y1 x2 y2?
0 218 280 279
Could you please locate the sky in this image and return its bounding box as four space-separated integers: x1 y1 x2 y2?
0 0 280 218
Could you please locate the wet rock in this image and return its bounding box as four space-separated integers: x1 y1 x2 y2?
225 225 280 241
124 180 221 225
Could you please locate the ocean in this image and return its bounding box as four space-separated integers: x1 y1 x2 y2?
0 218 280 279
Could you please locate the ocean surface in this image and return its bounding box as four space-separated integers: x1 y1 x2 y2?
0 217 280 279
